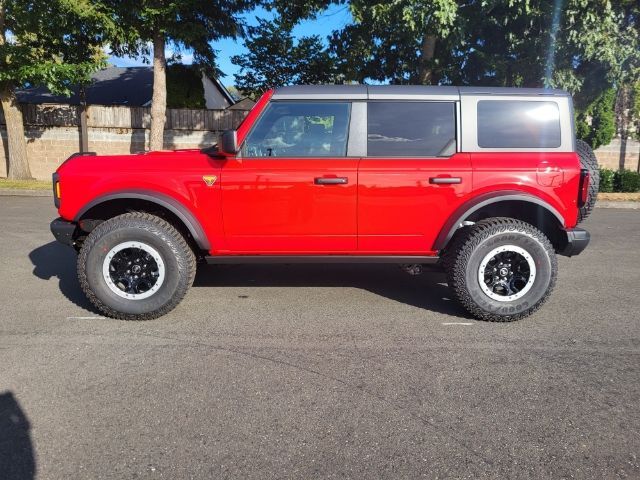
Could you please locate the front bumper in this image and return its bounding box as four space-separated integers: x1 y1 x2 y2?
558 227 590 257
50 218 77 247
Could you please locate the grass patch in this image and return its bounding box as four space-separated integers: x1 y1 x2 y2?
0 178 52 190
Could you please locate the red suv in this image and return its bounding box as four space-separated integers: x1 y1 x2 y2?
50 85 598 321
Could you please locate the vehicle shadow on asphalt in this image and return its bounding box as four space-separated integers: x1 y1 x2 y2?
28 241 99 313
26 242 469 319
194 264 470 318
0 391 36 480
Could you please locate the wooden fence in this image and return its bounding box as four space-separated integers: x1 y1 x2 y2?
0 103 249 131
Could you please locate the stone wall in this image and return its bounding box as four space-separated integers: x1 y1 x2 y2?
594 137 640 172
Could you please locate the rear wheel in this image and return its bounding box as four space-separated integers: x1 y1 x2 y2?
444 218 557 322
77 212 196 320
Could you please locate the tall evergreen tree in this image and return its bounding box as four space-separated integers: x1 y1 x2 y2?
107 0 259 151
232 18 337 98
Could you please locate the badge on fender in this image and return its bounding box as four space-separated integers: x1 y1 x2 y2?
202 175 218 186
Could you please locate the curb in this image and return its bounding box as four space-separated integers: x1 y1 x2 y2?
595 201 640 209
0 189 52 197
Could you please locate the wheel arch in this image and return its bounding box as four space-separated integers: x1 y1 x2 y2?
434 193 566 252
75 191 211 251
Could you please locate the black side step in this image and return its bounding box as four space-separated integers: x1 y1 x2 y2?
205 255 440 265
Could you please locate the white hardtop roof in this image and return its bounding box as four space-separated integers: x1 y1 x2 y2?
272 84 570 101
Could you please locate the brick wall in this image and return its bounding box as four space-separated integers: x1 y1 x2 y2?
0 126 218 179
594 137 640 172
0 104 247 180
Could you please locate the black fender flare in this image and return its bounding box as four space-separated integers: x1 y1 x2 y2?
433 192 565 251
74 190 211 250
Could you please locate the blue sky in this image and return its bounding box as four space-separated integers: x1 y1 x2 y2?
108 5 353 87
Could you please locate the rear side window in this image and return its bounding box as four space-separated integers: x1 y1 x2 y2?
242 102 350 157
477 100 561 148
367 102 456 157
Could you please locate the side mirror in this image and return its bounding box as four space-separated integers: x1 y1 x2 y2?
219 130 238 156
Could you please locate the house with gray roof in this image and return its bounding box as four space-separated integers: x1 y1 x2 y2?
17 66 236 109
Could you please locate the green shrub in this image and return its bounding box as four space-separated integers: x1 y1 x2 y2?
166 64 205 109
614 169 640 193
599 167 615 192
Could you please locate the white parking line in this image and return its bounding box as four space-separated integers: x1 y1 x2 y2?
442 322 474 326
66 316 106 320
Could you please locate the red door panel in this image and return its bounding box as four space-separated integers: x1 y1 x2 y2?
357 153 472 253
220 158 358 253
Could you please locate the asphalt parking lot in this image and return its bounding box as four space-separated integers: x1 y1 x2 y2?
1 196 639 479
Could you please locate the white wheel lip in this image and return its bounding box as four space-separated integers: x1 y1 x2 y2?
477 244 536 302
102 241 166 300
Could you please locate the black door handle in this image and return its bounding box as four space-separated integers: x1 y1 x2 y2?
314 177 348 185
429 177 462 184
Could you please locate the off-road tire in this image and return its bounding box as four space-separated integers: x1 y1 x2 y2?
444 218 557 322
77 212 196 320
576 139 599 223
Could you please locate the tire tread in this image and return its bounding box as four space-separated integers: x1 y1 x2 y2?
576 139 599 223
444 217 557 322
77 212 196 320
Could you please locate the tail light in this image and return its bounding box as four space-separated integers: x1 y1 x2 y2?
578 169 590 207
52 172 61 208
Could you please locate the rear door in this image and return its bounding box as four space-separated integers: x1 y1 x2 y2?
220 101 358 253
358 101 471 253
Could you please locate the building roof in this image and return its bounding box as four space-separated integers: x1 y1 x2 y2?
271 84 570 101
16 66 236 107
227 97 256 110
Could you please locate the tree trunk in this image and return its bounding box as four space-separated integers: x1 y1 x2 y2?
418 34 437 85
0 87 32 180
149 33 167 151
79 86 89 153
0 0 31 179
616 86 631 171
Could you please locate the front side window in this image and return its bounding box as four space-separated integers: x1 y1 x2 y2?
367 102 456 157
242 102 351 157
477 100 561 148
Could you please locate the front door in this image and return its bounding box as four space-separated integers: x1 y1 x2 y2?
358 101 471 253
220 101 358 253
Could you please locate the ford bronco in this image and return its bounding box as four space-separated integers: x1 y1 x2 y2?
50 85 597 321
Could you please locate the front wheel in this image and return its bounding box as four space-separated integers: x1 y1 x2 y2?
444 218 557 322
77 212 196 320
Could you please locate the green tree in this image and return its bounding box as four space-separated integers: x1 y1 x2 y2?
327 0 638 93
634 80 640 172
576 88 617 149
0 0 113 179
107 0 258 151
331 0 458 84
232 18 337 98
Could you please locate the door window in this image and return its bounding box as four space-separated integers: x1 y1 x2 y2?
242 102 351 157
367 102 456 157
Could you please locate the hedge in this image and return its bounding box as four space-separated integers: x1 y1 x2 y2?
599 168 640 193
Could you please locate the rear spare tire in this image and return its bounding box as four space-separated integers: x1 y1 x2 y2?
576 139 599 223
77 212 196 320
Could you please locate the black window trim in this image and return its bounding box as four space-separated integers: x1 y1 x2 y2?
364 100 459 159
238 100 354 159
